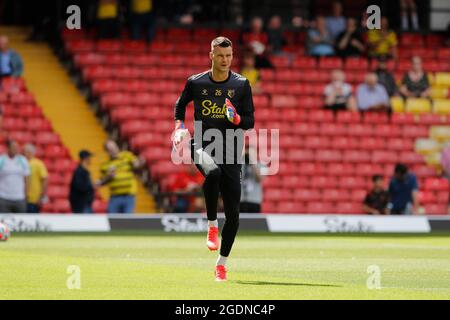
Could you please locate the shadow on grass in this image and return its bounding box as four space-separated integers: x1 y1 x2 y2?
232 280 342 288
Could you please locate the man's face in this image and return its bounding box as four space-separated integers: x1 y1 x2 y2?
105 141 119 157
374 178 384 189
347 18 356 31
84 157 92 167
0 36 8 51
210 46 233 73
8 142 19 156
365 73 377 87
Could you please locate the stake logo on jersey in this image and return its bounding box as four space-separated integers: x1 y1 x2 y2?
201 100 228 119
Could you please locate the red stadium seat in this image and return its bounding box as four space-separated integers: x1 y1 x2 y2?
424 178 449 191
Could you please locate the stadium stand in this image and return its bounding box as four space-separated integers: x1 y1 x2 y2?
63 27 450 215
0 76 109 213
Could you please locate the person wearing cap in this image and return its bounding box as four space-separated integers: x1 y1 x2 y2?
24 143 48 213
69 150 95 213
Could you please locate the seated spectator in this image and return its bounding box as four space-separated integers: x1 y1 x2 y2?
168 165 203 213
335 17 364 57
367 17 398 60
243 17 272 68
399 56 430 98
24 143 48 213
363 175 389 215
323 69 357 112
130 0 156 42
326 1 346 40
0 140 30 213
387 163 420 215
96 0 119 39
356 72 390 112
267 15 286 55
400 0 420 31
240 51 261 93
375 57 397 97
70 150 94 214
0 35 23 77
307 16 335 56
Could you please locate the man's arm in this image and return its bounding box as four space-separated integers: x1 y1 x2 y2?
237 80 255 130
174 78 193 124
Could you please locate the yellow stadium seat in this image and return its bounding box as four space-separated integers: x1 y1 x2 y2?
405 98 432 114
435 72 450 87
391 97 405 112
415 138 441 155
433 99 450 115
430 87 448 99
430 126 450 142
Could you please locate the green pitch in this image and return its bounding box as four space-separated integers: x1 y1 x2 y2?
1 232 449 300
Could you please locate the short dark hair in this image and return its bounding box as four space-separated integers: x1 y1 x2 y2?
372 174 383 183
394 163 408 175
211 37 232 50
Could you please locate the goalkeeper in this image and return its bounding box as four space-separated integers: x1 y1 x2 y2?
172 37 255 281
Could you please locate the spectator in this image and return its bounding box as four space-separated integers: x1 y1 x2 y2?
367 17 398 60
307 16 335 56
400 0 420 31
240 146 265 213
375 57 398 97
243 16 272 68
240 51 261 93
442 145 450 214
335 17 364 57
69 150 95 214
325 1 346 40
399 56 430 98
99 139 144 214
442 145 450 181
96 0 119 39
130 0 155 42
363 175 389 215
0 35 23 77
168 165 203 213
267 15 286 55
23 143 48 213
0 140 30 213
356 72 390 112
323 69 357 112
387 163 420 215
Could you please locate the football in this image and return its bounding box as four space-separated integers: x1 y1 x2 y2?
0 222 10 242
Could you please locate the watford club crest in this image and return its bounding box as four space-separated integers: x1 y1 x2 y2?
227 89 235 98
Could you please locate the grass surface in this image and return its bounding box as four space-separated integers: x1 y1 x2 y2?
1 232 449 300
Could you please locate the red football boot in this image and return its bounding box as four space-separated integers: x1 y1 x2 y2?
215 265 227 282
206 226 219 251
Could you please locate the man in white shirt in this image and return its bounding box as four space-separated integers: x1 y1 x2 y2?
0 140 30 213
324 69 357 112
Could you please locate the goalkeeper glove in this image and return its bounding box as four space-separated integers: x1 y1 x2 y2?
172 121 188 151
225 98 241 125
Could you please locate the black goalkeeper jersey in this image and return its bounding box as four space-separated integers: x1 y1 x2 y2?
174 70 255 164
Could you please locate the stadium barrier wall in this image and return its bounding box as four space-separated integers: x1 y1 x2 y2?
1 214 450 233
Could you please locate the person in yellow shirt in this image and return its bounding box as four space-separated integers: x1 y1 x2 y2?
97 0 119 39
98 139 144 213
367 17 398 60
24 143 48 213
240 51 261 93
130 0 155 41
